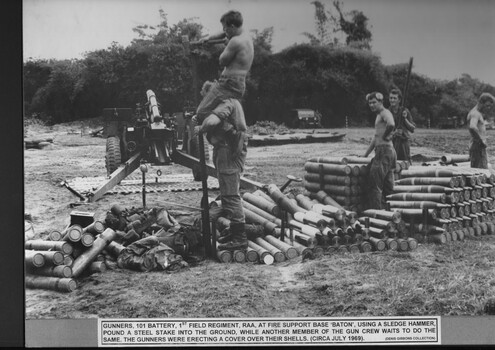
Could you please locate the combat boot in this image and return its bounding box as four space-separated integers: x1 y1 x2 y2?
217 222 248 251
217 227 232 244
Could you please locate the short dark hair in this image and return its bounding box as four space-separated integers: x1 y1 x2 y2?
220 11 243 28
389 88 402 100
366 92 383 102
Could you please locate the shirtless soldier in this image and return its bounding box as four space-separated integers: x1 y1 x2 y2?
362 92 397 209
195 10 254 122
467 93 495 169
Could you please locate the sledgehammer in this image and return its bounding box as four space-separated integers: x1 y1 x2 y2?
279 175 303 192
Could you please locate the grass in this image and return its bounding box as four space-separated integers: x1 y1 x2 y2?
24 124 495 319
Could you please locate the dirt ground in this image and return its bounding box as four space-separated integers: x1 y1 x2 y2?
24 120 495 319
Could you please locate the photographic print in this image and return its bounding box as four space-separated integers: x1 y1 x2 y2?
23 0 495 347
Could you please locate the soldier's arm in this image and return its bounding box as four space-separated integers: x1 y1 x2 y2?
219 36 240 67
364 138 376 158
402 108 416 132
382 111 395 141
199 114 222 134
468 113 485 144
204 31 226 42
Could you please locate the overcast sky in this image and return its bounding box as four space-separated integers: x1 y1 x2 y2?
23 0 495 85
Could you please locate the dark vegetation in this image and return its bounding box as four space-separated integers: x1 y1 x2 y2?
23 2 495 128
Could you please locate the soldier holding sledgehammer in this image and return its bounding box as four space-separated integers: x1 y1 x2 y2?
198 81 249 251
195 10 254 122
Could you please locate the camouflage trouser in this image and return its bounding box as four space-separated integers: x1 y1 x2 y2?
213 143 246 224
393 135 411 165
196 75 245 122
368 145 397 210
470 140 488 169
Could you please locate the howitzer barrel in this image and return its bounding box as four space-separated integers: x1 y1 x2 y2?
71 228 116 277
146 90 161 120
247 240 274 265
25 275 77 292
25 240 73 255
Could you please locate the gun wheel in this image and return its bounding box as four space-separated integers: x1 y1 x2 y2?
105 136 122 175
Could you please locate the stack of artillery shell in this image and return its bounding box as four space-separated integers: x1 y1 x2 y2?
303 156 408 213
358 210 418 252
25 220 116 292
303 157 368 213
389 165 495 244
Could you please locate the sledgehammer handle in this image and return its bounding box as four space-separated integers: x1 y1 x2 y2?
198 132 212 257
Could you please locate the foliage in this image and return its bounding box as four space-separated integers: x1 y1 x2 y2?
23 10 495 129
333 1 372 49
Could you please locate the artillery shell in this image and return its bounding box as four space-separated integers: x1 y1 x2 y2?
25 240 73 255
25 250 45 268
246 247 259 263
359 241 372 253
348 244 360 254
216 248 233 263
264 235 298 260
48 230 63 241
396 238 409 251
406 237 418 250
27 265 72 278
25 275 77 292
233 250 246 263
62 224 83 243
385 238 398 251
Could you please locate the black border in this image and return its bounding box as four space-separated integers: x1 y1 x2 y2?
0 0 25 347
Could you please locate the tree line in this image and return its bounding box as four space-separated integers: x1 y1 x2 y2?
24 4 495 127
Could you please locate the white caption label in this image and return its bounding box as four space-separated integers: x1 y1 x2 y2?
98 317 440 346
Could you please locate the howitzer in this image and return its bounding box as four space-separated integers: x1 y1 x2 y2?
70 89 263 204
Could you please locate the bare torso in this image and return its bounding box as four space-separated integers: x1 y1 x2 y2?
219 31 254 76
374 109 395 147
467 107 486 143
